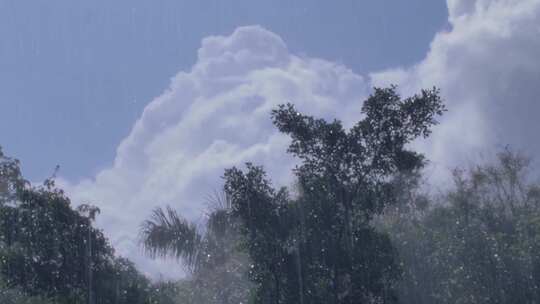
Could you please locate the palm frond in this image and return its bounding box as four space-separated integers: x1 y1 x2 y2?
140 206 202 270
203 189 232 213
207 208 233 239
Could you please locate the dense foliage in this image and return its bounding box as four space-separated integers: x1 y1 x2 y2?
0 277 52 304
0 147 174 304
223 86 445 303
381 150 540 304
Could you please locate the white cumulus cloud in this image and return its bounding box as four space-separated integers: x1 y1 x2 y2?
372 0 540 183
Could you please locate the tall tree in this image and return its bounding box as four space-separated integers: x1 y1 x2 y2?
224 86 445 303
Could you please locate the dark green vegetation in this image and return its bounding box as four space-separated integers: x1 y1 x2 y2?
0 147 176 304
3 86 540 303
141 86 445 303
222 86 444 303
382 149 540 304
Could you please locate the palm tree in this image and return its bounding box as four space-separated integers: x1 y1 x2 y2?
140 206 202 272
139 192 252 303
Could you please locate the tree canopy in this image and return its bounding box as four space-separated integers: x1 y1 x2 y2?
0 147 174 304
223 86 445 303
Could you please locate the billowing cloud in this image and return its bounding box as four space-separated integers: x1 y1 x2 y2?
61 25 369 279
372 0 540 182
63 0 540 279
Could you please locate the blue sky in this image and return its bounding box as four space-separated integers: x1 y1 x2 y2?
0 0 447 182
